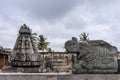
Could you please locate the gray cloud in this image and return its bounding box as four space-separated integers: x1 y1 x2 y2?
0 0 120 51
11 0 81 20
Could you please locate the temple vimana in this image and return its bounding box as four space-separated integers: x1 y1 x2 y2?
0 24 120 73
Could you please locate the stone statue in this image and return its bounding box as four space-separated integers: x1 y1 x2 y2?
65 37 118 73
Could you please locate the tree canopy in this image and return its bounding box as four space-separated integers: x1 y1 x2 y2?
79 32 89 41
37 35 49 51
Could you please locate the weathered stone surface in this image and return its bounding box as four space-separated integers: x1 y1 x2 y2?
11 24 41 70
0 74 119 80
65 37 78 52
65 37 118 73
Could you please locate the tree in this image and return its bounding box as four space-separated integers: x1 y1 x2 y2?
31 32 37 44
47 48 52 52
46 47 55 52
79 32 89 41
37 35 49 51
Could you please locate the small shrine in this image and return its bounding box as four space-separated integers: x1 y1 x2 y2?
11 24 41 72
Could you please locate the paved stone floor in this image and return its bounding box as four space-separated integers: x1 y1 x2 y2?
0 74 119 80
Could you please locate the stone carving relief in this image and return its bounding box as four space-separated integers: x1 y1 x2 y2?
11 24 40 67
65 37 118 73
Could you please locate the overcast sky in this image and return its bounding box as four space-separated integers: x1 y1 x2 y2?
0 0 120 51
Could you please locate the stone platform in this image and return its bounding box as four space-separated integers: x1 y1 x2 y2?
0 73 119 80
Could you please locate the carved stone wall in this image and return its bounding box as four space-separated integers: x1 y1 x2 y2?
0 46 9 69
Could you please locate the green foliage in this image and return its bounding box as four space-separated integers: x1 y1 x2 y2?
31 33 38 44
47 48 52 52
37 35 49 51
79 32 89 41
46 47 55 52
30 29 53 52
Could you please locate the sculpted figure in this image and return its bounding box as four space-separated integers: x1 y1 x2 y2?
65 37 118 73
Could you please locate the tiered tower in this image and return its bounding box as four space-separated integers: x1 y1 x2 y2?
11 24 41 72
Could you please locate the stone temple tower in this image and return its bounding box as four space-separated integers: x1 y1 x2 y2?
11 24 41 72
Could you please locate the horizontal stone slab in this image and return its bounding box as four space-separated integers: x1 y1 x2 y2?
0 74 119 80
11 61 41 67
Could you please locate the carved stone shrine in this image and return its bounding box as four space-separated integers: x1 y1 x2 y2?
11 24 40 72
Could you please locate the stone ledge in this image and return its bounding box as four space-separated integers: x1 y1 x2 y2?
0 74 119 80
11 61 41 67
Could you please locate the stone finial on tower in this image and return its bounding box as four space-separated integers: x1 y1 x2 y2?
19 24 31 34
